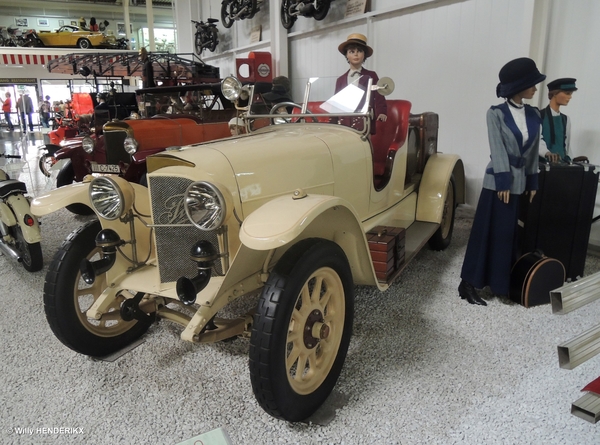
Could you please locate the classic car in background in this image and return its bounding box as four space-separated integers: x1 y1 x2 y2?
31 75 465 421
49 115 234 215
43 85 235 214
135 82 233 118
32 25 126 49
39 92 109 178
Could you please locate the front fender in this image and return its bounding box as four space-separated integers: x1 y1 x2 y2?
31 181 92 217
43 144 61 156
5 194 41 243
240 193 379 287
416 153 465 223
55 144 80 160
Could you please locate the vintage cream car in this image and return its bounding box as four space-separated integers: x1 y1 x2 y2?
32 76 465 421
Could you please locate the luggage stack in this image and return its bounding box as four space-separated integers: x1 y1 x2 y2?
367 226 406 283
519 162 599 281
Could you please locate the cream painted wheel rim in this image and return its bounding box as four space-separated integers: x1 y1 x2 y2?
73 247 134 337
286 266 345 395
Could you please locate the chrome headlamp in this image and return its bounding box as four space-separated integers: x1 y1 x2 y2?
123 137 139 155
89 176 134 220
221 76 248 102
82 136 95 154
184 181 226 231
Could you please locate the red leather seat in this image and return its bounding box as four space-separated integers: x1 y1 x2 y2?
370 100 412 178
293 101 330 123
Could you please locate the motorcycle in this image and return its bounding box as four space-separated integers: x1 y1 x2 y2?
281 0 333 29
115 37 129 50
221 0 261 28
0 27 38 47
192 19 219 54
0 154 43 272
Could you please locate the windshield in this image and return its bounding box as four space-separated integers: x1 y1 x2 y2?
238 75 393 136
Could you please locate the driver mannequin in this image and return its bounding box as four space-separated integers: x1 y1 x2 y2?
335 33 387 134
93 92 112 128
262 76 293 108
539 78 581 163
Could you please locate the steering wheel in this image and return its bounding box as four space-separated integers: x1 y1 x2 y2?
269 102 319 124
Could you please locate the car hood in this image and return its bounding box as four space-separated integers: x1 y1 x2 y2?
149 125 337 218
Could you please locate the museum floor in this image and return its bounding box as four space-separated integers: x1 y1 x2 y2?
1 130 599 445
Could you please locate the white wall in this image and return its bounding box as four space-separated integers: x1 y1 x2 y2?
184 0 599 218
541 0 600 245
286 0 538 207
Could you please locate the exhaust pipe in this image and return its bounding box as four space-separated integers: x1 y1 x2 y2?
176 240 219 305
0 238 22 262
80 229 123 285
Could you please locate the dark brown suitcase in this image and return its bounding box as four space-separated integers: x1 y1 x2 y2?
367 226 406 282
408 112 438 173
509 251 565 307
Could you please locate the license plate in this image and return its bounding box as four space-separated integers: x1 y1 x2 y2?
90 162 120 173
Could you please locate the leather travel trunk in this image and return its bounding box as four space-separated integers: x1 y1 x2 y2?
367 226 406 282
518 163 598 281
408 112 438 173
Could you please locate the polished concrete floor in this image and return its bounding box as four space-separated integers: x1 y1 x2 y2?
0 127 56 197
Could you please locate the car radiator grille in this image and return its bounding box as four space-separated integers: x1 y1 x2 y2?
103 131 130 165
149 176 224 283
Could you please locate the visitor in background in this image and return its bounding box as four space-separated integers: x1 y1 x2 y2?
89 17 99 32
16 92 34 132
1 92 14 131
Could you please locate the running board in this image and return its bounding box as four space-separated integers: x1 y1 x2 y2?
557 324 600 370
551 271 600 314
572 392 600 423
380 221 438 285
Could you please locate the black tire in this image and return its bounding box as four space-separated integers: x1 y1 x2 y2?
56 160 94 215
249 239 354 421
38 154 55 177
12 225 43 272
78 38 91 49
248 0 259 18
428 177 456 250
208 28 218 52
43 220 151 356
194 33 203 55
312 0 332 21
221 0 234 28
281 0 297 30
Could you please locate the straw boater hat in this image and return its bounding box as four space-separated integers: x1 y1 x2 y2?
338 33 373 58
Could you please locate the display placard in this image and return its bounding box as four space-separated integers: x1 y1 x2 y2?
250 25 262 43
345 0 369 18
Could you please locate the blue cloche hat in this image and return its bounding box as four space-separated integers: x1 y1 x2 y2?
547 78 577 92
496 57 546 98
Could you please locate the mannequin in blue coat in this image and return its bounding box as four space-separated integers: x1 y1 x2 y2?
459 57 546 306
